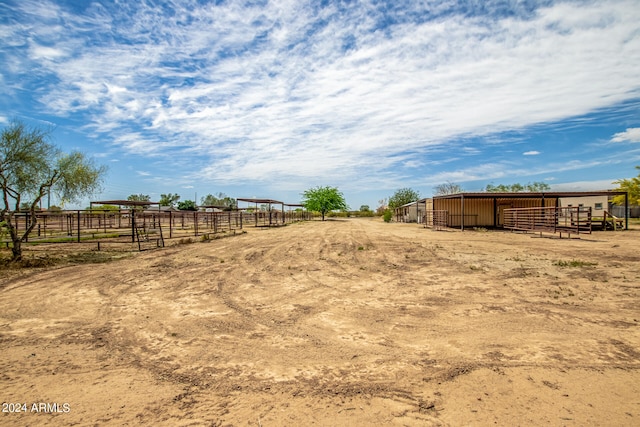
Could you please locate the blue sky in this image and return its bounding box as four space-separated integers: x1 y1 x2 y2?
1 0 639 210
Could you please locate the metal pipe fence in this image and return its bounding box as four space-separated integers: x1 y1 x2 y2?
423 210 449 231
3 208 311 251
503 206 592 237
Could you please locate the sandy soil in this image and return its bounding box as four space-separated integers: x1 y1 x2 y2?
1 218 639 426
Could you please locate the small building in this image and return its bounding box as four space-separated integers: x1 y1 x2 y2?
558 195 607 217
394 198 430 223
431 191 629 230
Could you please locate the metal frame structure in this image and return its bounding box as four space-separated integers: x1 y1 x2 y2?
236 198 311 226
432 191 629 231
503 206 592 237
3 196 311 252
423 210 449 231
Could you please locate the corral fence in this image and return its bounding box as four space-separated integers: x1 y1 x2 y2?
243 209 312 227
503 206 592 237
3 208 311 251
423 210 449 231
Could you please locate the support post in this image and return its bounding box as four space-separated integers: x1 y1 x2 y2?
493 198 497 228
169 211 173 239
625 192 629 230
131 209 135 243
461 195 465 231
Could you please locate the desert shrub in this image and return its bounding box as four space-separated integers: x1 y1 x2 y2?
350 210 375 218
327 211 349 218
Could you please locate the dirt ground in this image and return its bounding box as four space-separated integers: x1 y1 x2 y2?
1 218 639 426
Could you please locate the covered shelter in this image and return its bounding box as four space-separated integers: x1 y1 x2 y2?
237 198 286 227
394 198 430 223
432 191 629 231
284 203 311 222
237 198 284 212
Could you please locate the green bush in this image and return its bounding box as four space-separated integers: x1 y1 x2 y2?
383 209 392 222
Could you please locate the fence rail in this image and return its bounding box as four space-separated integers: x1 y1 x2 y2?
423 210 449 230
503 206 592 237
3 209 311 251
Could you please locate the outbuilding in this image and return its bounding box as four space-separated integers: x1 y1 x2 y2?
394 198 431 223
431 191 629 230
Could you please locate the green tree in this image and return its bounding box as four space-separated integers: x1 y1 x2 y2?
359 205 370 212
388 188 420 209
127 193 150 202
485 184 510 192
87 204 119 211
434 182 463 196
177 199 197 211
525 181 550 192
1 120 106 260
159 193 180 207
126 193 151 210
201 192 237 210
484 181 550 192
612 166 640 205
302 186 348 221
20 202 36 211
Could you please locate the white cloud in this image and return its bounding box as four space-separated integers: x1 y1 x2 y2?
2 0 640 191
523 151 541 156
29 45 67 60
611 128 640 143
550 180 621 192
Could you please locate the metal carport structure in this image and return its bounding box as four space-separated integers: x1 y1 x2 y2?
432 191 629 231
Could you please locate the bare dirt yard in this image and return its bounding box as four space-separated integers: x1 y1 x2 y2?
1 218 639 426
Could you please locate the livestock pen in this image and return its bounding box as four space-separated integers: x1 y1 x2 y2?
3 198 311 252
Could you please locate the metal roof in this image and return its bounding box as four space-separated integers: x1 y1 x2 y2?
398 198 430 208
237 198 284 205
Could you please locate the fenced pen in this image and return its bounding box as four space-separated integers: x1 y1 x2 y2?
3 207 312 252
503 206 592 237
